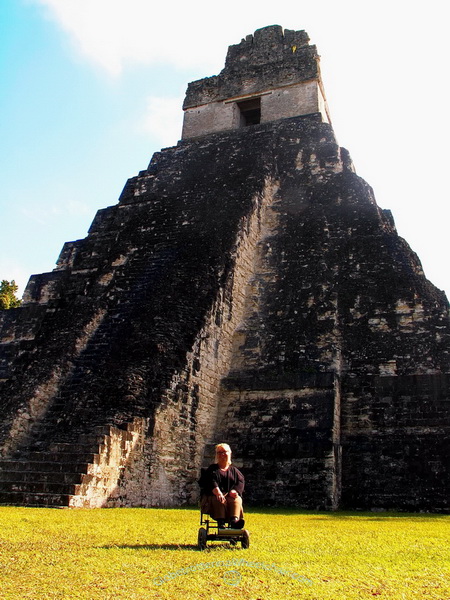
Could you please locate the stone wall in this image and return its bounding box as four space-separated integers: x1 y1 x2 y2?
182 80 329 139
341 374 450 512
182 25 330 139
183 26 318 109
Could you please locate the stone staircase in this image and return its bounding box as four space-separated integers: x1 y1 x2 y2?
0 422 145 507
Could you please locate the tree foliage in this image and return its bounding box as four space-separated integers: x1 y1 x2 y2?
0 280 21 310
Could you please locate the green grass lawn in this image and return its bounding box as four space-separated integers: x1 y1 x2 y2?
0 506 448 599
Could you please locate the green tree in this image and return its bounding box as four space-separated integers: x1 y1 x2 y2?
0 280 21 309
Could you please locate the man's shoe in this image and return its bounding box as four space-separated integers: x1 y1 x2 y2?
229 517 245 529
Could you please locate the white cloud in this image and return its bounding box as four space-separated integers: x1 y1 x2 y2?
29 0 449 82
20 199 91 225
30 0 372 76
20 206 48 226
141 95 184 148
30 0 239 75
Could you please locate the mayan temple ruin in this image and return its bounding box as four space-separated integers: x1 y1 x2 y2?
0 25 449 511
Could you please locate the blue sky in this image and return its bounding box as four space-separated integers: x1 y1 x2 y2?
1 0 449 298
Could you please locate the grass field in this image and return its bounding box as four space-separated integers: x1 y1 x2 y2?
0 506 448 600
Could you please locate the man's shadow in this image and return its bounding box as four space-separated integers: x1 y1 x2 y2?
99 543 198 550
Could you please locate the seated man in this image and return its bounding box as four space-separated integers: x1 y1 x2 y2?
199 443 245 528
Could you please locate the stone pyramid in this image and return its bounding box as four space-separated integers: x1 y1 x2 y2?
0 26 449 511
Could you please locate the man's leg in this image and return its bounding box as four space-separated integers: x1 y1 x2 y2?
225 495 243 521
208 495 227 523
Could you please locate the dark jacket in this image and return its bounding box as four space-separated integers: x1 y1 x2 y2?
199 464 245 496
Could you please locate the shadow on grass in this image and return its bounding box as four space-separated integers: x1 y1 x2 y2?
245 507 449 519
129 505 449 520
99 543 245 551
99 543 199 551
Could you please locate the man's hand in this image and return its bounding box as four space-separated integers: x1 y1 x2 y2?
213 487 226 504
228 490 238 499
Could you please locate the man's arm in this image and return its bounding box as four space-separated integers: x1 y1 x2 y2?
230 467 245 496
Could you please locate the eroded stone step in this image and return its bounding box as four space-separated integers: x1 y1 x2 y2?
0 480 76 494
46 442 102 454
0 491 72 507
49 438 107 451
25 451 100 464
0 470 82 484
0 460 93 473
